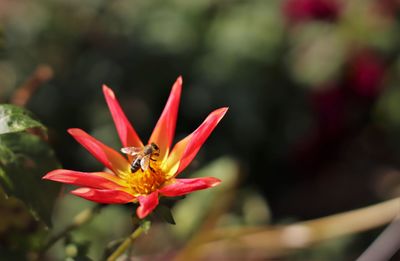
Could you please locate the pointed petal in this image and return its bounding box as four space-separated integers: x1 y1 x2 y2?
148 76 182 162
158 177 221 197
43 169 128 190
136 191 159 219
163 107 228 177
71 187 135 204
103 85 143 148
68 128 130 175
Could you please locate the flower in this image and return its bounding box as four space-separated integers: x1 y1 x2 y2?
283 0 340 23
346 50 386 98
43 76 228 219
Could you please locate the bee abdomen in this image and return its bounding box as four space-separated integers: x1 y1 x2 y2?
130 158 141 173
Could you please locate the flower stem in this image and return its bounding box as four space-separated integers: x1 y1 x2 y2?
37 204 104 258
106 222 148 261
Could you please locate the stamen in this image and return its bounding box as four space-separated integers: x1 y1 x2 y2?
126 163 166 195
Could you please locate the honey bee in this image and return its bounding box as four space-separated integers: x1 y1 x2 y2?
121 143 160 173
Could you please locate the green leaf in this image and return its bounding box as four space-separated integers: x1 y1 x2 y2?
0 104 45 135
0 132 61 226
154 204 176 225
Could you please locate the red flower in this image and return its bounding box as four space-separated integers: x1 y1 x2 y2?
346 51 386 98
283 0 340 23
43 77 228 219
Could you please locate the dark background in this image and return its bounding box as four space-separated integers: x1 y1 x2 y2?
2 0 400 259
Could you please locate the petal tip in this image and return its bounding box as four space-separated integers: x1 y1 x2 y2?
176 76 183 85
217 107 229 115
67 128 82 135
136 209 147 219
173 76 183 92
102 84 115 99
210 178 221 187
171 76 183 94
136 192 159 219
42 169 65 180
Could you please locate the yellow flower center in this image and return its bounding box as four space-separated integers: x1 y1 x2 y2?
125 161 166 196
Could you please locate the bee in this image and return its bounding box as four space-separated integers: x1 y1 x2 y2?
121 143 160 173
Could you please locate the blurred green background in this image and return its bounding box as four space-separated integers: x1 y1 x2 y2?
2 0 400 259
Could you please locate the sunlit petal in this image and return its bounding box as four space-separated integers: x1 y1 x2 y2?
71 187 135 204
159 177 221 197
163 107 228 177
137 191 159 219
43 169 128 190
68 128 130 175
103 85 143 148
148 76 182 162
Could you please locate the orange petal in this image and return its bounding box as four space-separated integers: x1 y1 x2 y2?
136 191 159 219
68 128 130 176
158 177 221 197
103 85 143 148
148 76 182 163
43 169 128 190
163 107 228 177
71 187 135 204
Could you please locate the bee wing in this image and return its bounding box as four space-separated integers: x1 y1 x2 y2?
140 155 151 171
121 146 143 156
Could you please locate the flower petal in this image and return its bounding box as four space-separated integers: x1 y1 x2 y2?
43 169 128 190
103 85 143 148
68 128 130 175
148 76 182 162
163 107 228 177
159 177 221 197
71 187 135 204
136 191 159 219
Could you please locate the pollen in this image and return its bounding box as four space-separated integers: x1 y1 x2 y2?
127 163 166 195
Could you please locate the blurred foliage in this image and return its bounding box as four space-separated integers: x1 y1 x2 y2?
0 104 60 258
0 132 60 226
0 190 47 258
0 104 60 226
48 197 131 261
171 157 241 240
1 0 400 259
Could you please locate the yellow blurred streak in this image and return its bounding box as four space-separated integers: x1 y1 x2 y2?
193 197 400 259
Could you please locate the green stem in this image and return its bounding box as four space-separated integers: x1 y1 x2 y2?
106 225 146 261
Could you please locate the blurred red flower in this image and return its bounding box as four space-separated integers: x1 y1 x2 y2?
283 0 340 23
346 51 386 98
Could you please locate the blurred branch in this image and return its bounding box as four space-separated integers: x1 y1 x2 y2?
10 64 53 107
36 204 104 260
191 198 400 259
357 215 400 261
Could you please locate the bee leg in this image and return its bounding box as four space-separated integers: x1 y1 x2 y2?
149 165 156 173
